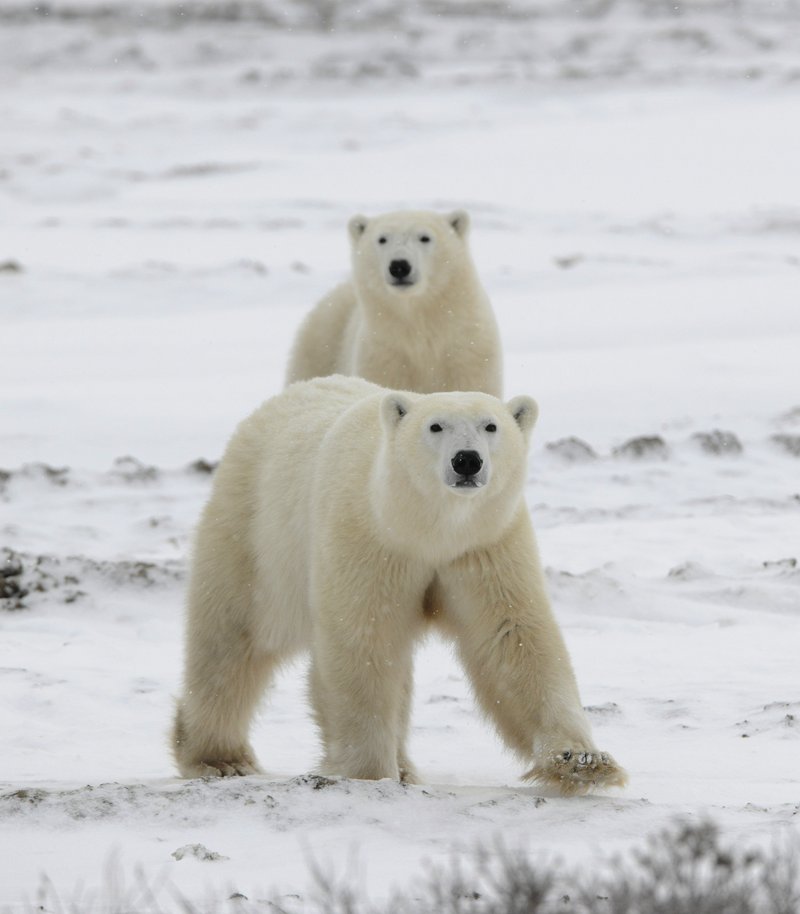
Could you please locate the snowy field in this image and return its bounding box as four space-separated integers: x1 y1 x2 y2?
1 1 800 910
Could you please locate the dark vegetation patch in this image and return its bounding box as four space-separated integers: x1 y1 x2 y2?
0 548 183 611
770 434 800 457
16 819 800 913
691 429 743 455
546 437 598 462
612 435 669 460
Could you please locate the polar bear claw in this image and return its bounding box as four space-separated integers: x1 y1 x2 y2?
524 749 628 795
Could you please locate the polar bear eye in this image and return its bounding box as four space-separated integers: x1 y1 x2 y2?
430 423 443 433
419 234 431 243
378 236 388 245
485 423 497 433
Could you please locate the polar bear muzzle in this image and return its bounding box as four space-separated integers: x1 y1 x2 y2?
451 449 482 482
388 258 414 286
448 448 487 491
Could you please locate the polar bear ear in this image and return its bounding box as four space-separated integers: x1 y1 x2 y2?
448 210 470 238
506 395 538 437
380 393 412 430
348 214 369 241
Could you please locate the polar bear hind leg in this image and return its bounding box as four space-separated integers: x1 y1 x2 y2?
173 640 279 778
172 522 286 779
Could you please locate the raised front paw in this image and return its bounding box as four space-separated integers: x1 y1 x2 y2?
524 749 628 796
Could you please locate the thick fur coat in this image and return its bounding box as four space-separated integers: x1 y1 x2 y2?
173 376 626 794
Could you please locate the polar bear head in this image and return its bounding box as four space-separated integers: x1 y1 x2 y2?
348 209 474 306
373 389 538 558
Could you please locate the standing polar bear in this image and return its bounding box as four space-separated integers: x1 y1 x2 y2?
285 209 503 396
173 376 626 794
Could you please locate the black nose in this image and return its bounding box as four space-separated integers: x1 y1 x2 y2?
451 450 483 477
389 259 412 279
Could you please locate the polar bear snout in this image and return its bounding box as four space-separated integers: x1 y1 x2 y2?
451 449 482 478
448 448 488 491
388 258 416 286
389 259 412 280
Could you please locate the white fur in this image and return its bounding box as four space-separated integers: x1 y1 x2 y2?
172 376 626 794
285 209 503 396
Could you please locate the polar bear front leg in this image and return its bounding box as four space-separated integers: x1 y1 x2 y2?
309 555 425 782
436 512 627 795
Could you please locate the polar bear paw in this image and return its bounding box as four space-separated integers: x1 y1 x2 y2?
398 762 421 785
523 750 628 796
176 749 262 779
191 757 261 778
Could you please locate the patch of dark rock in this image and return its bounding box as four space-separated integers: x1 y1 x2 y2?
1 577 28 608
1 549 23 579
667 561 710 581
147 515 170 528
357 53 418 80
293 774 338 791
1 788 47 806
187 458 218 474
312 51 417 82
1 548 27 610
83 557 182 588
770 433 800 457
612 435 669 460
172 843 229 862
691 429 743 456
2 549 182 610
776 405 800 425
554 253 584 269
762 557 797 570
659 26 715 51
240 67 263 83
19 463 69 486
1 550 70 609
112 455 159 481
64 590 87 603
163 162 259 180
236 258 267 275
545 436 597 462
584 701 621 716
0 260 23 274
736 700 800 738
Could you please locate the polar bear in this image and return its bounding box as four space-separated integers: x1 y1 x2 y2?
284 209 503 397
172 376 626 794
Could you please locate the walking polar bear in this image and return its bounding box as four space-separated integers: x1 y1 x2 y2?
173 376 626 794
285 209 503 397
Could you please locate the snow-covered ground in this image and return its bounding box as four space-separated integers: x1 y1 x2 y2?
1 2 799 910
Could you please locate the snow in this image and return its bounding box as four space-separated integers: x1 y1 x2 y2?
1 1 799 909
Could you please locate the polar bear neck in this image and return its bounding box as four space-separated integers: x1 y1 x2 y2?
356 261 483 330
